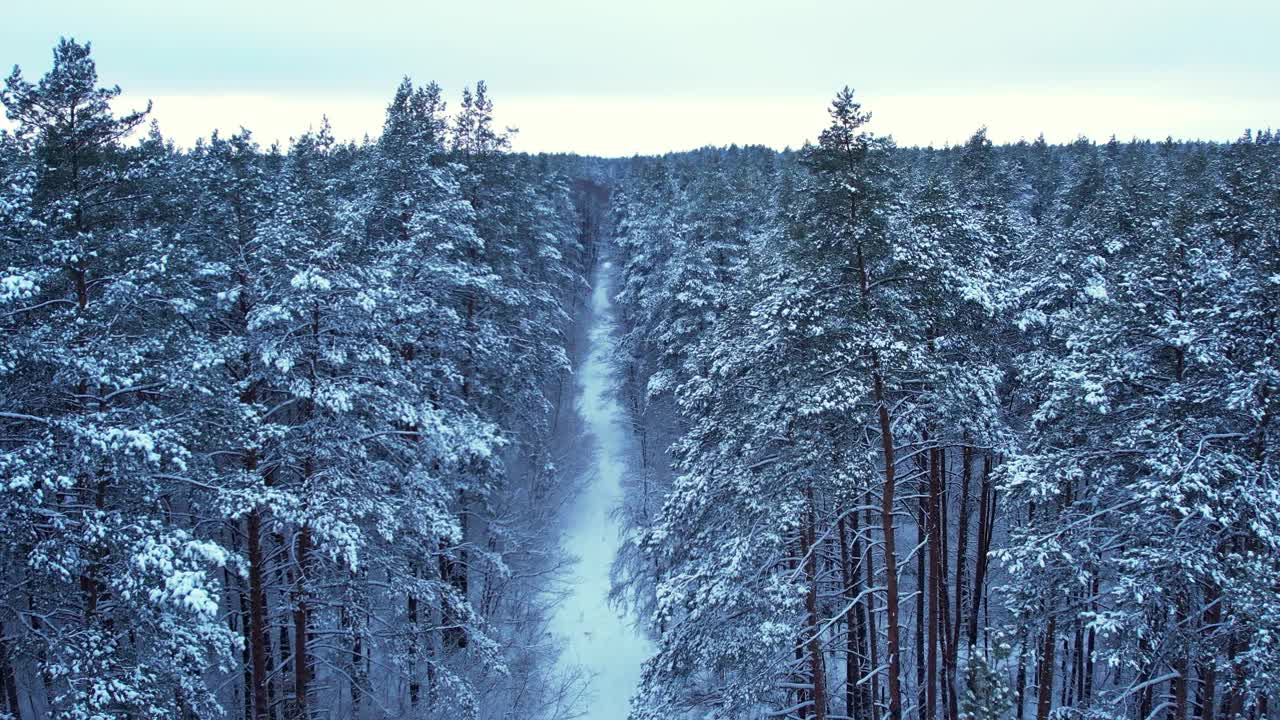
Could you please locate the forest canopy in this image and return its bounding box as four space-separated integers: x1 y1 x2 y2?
1 38 1278 720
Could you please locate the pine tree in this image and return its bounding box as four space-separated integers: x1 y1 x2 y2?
0 38 235 719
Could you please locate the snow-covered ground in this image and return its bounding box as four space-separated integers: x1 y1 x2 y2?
551 259 652 719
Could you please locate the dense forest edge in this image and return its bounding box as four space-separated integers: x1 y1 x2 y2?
2 37 1279 720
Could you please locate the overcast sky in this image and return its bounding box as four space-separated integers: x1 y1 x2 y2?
5 0 1278 155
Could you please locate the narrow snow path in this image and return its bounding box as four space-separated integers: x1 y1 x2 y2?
552 258 651 719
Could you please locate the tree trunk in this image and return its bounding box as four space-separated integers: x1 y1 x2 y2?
866 498 882 720
1037 616 1057 720
1084 571 1098 706
1171 666 1188 720
935 447 958 720
926 447 939 720
792 542 810 719
236 561 253 720
968 455 994 650
874 368 904 720
0 627 20 720
853 207 903 720
1072 615 1084 707
1223 616 1245 720
239 362 271 720
1016 629 1028 720
409 568 420 709
274 549 291 720
441 513 471 651
351 618 364 718
246 509 271 720
1059 637 1070 706
80 477 107 622
29 593 52 703
1197 593 1222 720
953 445 971 658
1138 623 1155 720
1171 597 1189 720
805 483 827 720
917 461 928 720
292 525 312 720
840 514 868 720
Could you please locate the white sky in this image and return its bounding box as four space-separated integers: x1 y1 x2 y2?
5 1 1279 155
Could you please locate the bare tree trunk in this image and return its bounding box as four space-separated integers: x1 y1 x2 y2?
0 626 20 720
292 524 312 720
408 580 420 709
79 477 106 622
1223 620 1245 720
840 517 856 720
875 368 904 720
852 210 904 720
840 515 868 720
1016 629 1029 720
1138 623 1155 720
1172 665 1189 720
246 509 271 720
866 499 883 720
441 514 471 651
792 541 811 719
1037 616 1057 720
1197 593 1222 720
350 607 364 719
917 462 928 720
236 557 253 720
29 594 52 704
1171 597 1189 720
953 444 972 658
805 483 827 720
274 554 291 720
427 617 439 705
1059 637 1070 706
236 282 269 720
1085 572 1098 706
926 446 939 720
968 455 994 650
935 447 958 720
1072 614 1084 707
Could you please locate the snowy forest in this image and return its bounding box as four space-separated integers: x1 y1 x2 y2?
2 38 1279 720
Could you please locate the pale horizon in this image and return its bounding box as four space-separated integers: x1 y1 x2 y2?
6 0 1279 155
93 90 1280 157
